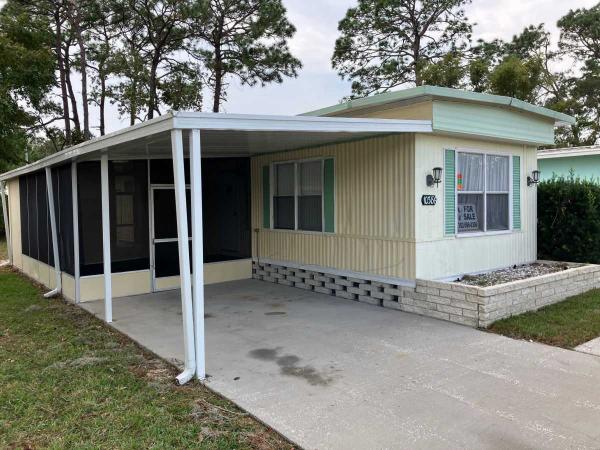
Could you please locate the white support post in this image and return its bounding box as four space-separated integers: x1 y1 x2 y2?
100 154 112 323
189 129 205 380
171 129 196 385
45 167 61 295
71 162 81 303
1 181 12 264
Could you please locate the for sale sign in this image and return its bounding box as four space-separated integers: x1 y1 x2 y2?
457 204 479 232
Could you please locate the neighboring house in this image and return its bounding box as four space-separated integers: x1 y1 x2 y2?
538 145 600 182
0 85 573 382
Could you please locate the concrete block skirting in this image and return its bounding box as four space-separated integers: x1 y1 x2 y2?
252 261 600 328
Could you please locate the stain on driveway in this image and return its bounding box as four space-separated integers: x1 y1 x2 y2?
249 347 333 386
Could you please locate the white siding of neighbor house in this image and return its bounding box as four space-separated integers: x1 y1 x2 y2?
414 133 538 279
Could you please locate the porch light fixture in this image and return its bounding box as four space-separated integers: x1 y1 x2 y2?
527 170 540 186
427 167 443 187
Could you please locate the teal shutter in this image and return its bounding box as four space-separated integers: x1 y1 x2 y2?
323 158 335 232
262 165 270 228
444 149 456 235
513 156 521 230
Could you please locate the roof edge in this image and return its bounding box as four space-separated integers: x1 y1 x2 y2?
302 85 576 126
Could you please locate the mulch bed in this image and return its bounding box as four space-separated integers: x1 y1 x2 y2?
457 262 574 287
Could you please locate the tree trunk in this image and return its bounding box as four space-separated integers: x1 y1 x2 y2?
212 45 223 113
99 71 106 135
69 3 91 139
63 47 81 135
148 57 159 119
130 78 137 126
54 11 71 145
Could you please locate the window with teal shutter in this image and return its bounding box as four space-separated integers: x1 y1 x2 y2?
512 156 521 229
444 149 456 235
262 165 270 228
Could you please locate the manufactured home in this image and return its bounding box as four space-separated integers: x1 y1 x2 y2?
538 145 600 181
0 86 574 382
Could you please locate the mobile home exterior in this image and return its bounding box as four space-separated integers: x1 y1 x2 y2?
0 86 573 380
538 145 600 182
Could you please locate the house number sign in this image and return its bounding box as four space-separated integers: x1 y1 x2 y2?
421 194 437 206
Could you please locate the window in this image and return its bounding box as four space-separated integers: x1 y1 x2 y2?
456 152 510 234
273 160 324 232
273 163 295 230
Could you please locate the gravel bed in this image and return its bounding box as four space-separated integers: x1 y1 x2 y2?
458 262 573 287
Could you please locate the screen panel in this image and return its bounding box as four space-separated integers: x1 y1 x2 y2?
19 176 29 256
78 162 103 276
109 160 149 272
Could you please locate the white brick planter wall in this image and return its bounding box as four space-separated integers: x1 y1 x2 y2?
253 260 600 328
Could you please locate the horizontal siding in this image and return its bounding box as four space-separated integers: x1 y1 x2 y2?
331 101 433 120
251 134 416 279
433 100 555 145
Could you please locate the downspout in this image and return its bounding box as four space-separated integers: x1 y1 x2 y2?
171 128 196 385
44 167 62 298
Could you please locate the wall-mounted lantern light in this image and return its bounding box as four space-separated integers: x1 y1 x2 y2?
527 170 540 186
427 167 443 187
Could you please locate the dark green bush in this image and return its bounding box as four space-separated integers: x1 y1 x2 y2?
538 176 600 263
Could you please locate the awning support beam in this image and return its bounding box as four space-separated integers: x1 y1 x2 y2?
171 129 196 385
44 167 61 297
190 129 205 380
101 153 112 322
0 181 12 264
71 162 81 303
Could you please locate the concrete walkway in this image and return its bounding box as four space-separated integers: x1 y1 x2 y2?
82 280 600 449
576 337 600 357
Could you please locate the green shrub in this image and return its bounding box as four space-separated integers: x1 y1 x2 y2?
538 176 600 263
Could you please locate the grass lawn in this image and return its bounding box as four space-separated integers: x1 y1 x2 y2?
488 289 600 349
0 268 293 449
0 237 7 260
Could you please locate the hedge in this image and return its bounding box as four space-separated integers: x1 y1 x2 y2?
538 176 600 264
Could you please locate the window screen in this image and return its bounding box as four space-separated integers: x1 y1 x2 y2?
18 171 54 266
152 188 191 239
273 163 295 230
78 162 103 275
456 152 510 233
52 164 74 275
109 160 149 272
150 158 190 184
298 161 323 231
27 174 38 261
19 176 29 256
78 160 150 275
486 155 509 231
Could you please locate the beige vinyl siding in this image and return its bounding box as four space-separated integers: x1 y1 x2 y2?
251 134 416 279
7 178 22 269
414 133 537 279
329 101 433 121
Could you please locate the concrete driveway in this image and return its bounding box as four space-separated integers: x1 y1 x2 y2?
82 280 600 449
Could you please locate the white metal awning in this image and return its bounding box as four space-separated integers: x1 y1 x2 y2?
0 111 432 181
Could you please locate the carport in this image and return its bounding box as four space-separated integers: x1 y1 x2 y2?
0 111 431 384
80 277 600 449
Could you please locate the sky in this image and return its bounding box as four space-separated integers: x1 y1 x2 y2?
2 0 597 133
219 0 598 118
